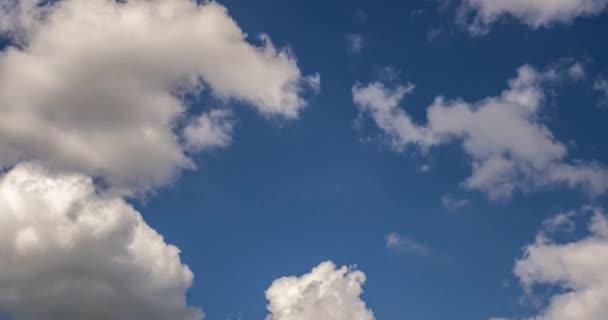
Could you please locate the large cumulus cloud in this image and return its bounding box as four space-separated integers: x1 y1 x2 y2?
0 0 319 194
0 162 202 320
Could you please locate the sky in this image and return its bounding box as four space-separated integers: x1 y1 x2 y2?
1 1 608 320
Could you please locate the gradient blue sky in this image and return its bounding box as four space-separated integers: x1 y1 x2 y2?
131 1 608 319
1 1 608 320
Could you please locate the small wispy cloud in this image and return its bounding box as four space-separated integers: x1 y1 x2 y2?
441 195 470 211
385 233 430 256
346 33 365 54
595 76 608 108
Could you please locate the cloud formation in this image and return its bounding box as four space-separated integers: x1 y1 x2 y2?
595 76 608 107
0 0 319 194
265 261 375 320
0 163 201 320
514 206 608 320
460 0 608 34
441 195 470 211
353 63 608 199
385 233 431 256
346 34 365 54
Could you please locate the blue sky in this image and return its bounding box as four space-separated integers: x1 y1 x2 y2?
1 1 608 320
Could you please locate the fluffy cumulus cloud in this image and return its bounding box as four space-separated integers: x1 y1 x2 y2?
0 0 319 194
353 63 608 199
265 261 375 320
0 163 201 320
514 206 608 320
460 0 608 33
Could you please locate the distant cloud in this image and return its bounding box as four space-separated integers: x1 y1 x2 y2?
427 28 443 42
420 164 432 172
265 261 375 320
353 62 608 199
346 33 366 54
354 10 368 23
595 76 608 108
441 195 470 211
459 0 608 34
385 233 431 256
514 206 608 320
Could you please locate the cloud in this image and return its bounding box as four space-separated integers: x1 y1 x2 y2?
595 76 608 107
265 261 375 320
514 206 608 320
385 233 431 256
183 109 234 152
353 63 608 199
346 34 366 54
0 0 319 194
460 0 608 34
0 163 201 320
441 195 470 211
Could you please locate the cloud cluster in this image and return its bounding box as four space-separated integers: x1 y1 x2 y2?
265 261 375 320
353 63 608 199
460 0 608 34
514 206 608 320
0 163 202 320
0 0 318 194
0 0 323 319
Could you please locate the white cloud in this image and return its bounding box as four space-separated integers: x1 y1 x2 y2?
461 0 608 34
441 195 470 211
385 233 430 256
514 206 608 320
346 34 365 54
183 109 234 152
0 163 201 320
0 0 318 194
353 63 608 199
265 261 375 320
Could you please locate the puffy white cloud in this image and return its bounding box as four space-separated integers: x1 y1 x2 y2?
352 82 437 149
353 63 608 199
514 206 608 320
0 0 318 194
461 0 608 34
265 261 375 320
385 233 431 256
183 109 234 152
0 162 201 320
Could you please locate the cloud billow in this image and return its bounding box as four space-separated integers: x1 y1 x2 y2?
353 63 608 199
0 0 319 195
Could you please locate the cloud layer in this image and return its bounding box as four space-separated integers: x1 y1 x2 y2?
353 63 608 199
515 206 608 320
0 0 318 194
0 163 202 320
265 261 375 320
461 0 608 34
